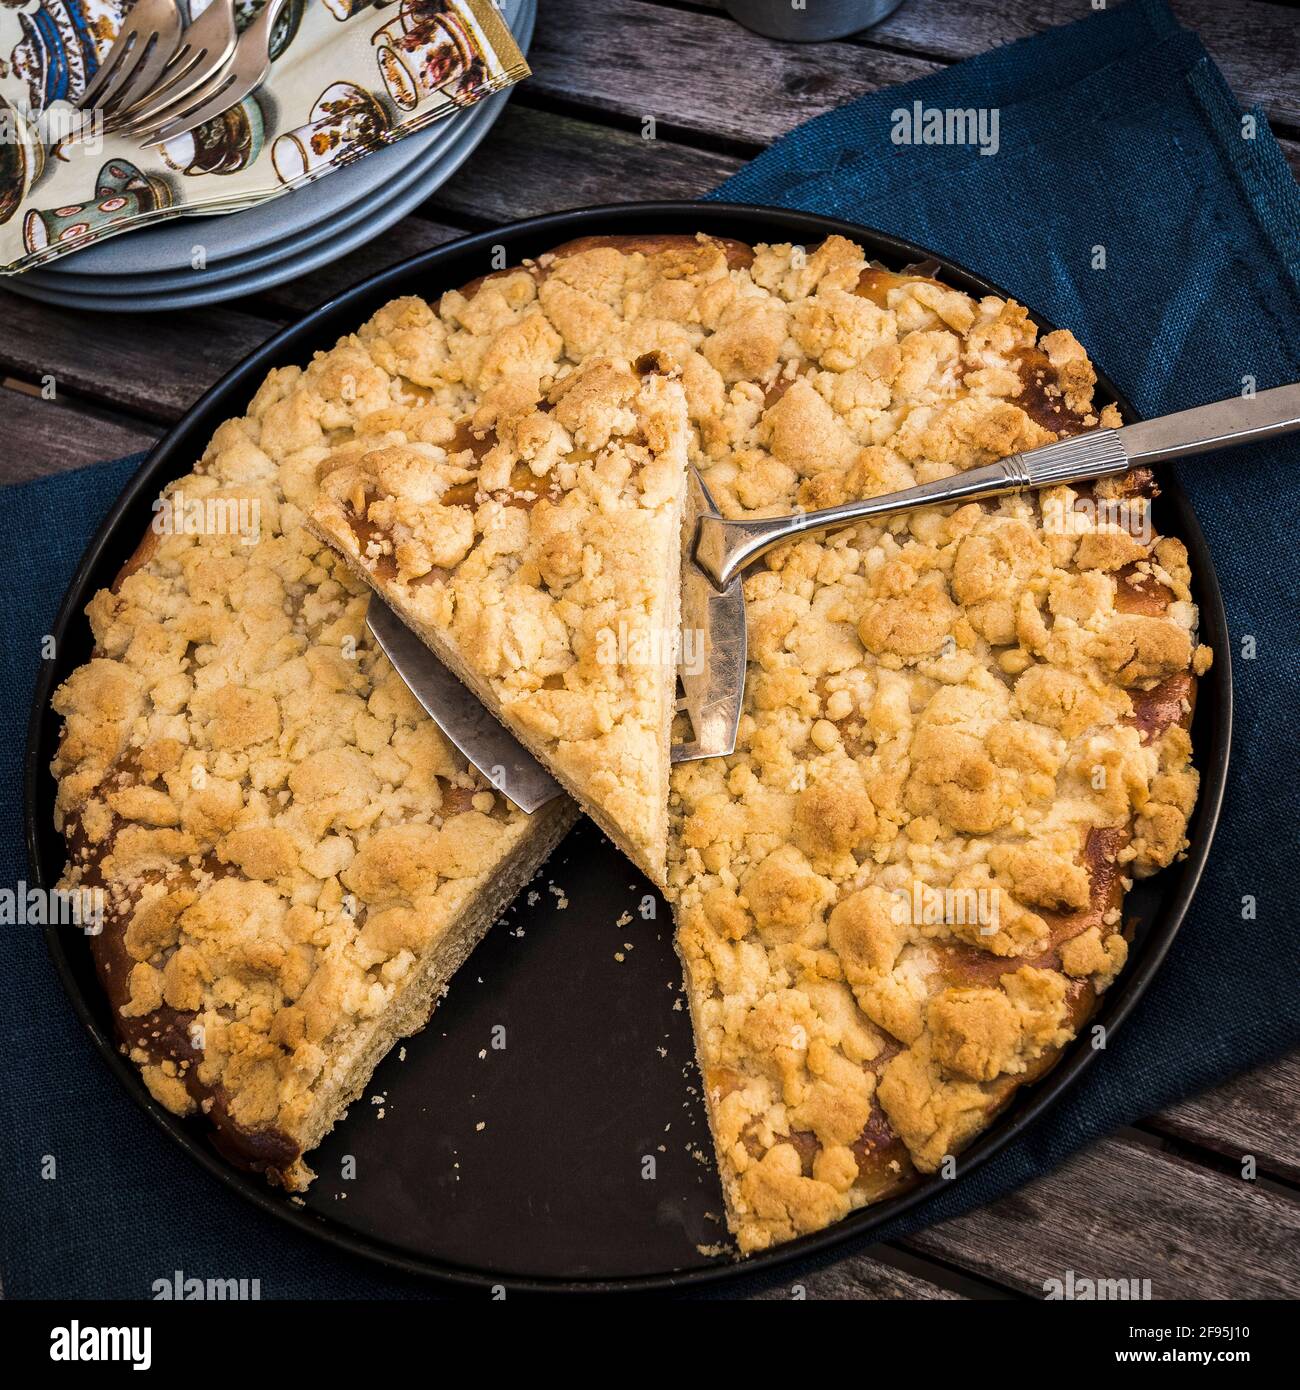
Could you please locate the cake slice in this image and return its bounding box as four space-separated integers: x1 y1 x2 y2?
310 351 690 884
51 359 576 1190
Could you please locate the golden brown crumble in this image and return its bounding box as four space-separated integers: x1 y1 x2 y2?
51 358 575 1186
649 234 1208 1253
308 317 691 882
52 231 1207 1254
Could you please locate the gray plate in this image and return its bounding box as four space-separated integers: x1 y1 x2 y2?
4 0 533 311
35 0 528 279
5 83 511 312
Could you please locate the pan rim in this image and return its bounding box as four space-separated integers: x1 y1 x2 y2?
23 199 1232 1294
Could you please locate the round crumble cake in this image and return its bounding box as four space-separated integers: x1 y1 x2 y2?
51 228 1209 1256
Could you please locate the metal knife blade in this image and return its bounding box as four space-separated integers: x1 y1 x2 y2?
671 468 746 763
365 597 562 813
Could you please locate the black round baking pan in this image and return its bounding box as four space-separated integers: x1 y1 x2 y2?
24 201 1232 1293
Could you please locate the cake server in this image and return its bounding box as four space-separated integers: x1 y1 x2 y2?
366 597 562 813
693 382 1300 589
672 468 747 762
369 384 1298 786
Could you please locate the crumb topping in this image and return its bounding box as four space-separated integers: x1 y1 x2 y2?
645 235 1209 1253
302 232 1159 891
308 269 702 881
51 370 561 1183
51 231 1207 1252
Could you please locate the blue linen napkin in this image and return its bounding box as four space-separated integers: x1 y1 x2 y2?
2 0 1296 1298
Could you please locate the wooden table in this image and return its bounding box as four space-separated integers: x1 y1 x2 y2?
2 0 1297 1299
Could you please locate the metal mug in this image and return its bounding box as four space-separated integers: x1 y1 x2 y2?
722 0 904 42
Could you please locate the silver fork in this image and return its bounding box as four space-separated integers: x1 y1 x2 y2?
106 0 240 134
77 0 184 116
124 0 290 146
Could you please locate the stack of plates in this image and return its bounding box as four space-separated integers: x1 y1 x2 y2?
7 0 534 313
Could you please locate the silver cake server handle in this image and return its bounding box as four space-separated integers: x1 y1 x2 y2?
694 382 1300 589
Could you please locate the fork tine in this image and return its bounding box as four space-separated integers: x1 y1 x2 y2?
138 78 247 145
119 50 237 138
102 30 184 116
80 1 184 113
109 0 239 130
77 28 141 110
133 0 283 146
135 70 243 145
95 34 160 115
106 40 204 129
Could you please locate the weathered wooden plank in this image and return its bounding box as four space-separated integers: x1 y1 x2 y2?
1284 135 1300 180
526 0 941 148
527 3 1298 184
255 215 470 316
0 291 272 424
253 105 742 315
750 1250 965 1300
908 1131 1300 1299
429 105 740 224
682 0 1300 131
0 383 158 485
1146 1051 1300 1184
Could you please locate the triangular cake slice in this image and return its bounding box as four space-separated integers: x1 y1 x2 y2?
311 353 689 883
51 358 576 1190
